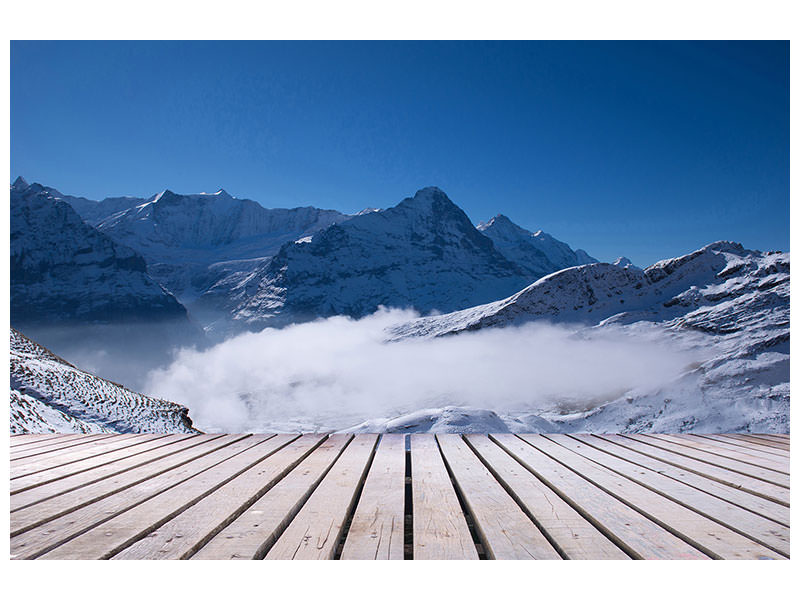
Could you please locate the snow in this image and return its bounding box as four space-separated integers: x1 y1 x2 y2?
9 178 789 435
231 188 554 327
477 213 597 279
89 188 351 307
10 178 188 326
382 242 789 433
9 329 198 434
612 256 640 270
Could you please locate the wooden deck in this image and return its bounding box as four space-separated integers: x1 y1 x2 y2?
9 433 790 560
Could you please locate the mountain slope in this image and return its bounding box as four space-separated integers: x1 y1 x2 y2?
477 214 596 277
93 188 351 301
389 241 786 338
10 329 198 434
231 187 535 326
63 193 145 225
382 241 789 433
10 178 188 326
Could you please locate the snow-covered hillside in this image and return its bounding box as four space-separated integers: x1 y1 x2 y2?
10 178 189 326
10 329 198 434
91 188 350 302
64 193 144 225
388 241 786 338
231 187 539 327
376 241 789 433
477 214 596 278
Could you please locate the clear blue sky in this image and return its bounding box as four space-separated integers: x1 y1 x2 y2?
11 41 788 266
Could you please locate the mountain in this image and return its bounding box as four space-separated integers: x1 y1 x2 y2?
230 187 536 327
10 178 188 326
389 241 787 338
63 193 145 225
10 329 198 434
612 256 640 270
10 176 143 226
384 241 789 433
91 188 351 302
477 214 597 277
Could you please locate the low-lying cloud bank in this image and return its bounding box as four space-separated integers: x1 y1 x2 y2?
143 308 707 433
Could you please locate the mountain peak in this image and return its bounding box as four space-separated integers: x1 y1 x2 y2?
153 189 174 202
478 213 522 232
398 186 457 211
612 256 639 269
12 176 29 191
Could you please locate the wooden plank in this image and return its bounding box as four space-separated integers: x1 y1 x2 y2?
490 434 707 560
36 435 295 559
10 433 123 458
11 434 172 480
436 435 561 559
111 435 327 559
10 433 85 450
617 434 789 506
409 435 478 560
718 434 791 453
519 435 783 560
595 435 789 525
10 434 117 461
10 434 235 535
678 434 792 465
709 434 790 456
658 435 789 475
10 434 189 494
10 435 256 558
265 434 378 560
340 434 406 560
10 433 70 447
11 434 218 511
752 433 790 443
554 435 789 556
191 434 352 560
465 435 629 560
638 435 790 488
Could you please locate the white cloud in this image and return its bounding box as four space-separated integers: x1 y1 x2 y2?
144 308 707 432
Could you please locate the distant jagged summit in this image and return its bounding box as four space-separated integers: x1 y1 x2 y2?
80 186 352 300
612 256 640 270
477 213 596 279
231 186 533 326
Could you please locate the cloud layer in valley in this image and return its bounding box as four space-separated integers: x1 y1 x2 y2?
143 308 709 432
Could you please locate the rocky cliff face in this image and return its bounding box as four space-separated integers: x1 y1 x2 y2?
10 178 188 326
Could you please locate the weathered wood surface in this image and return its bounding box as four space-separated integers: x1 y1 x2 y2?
340 434 406 560
8 433 790 560
410 435 478 560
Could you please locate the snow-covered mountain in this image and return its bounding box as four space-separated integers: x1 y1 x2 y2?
64 193 145 225
380 241 789 433
10 178 188 326
612 256 640 270
230 187 538 327
89 188 351 302
388 241 785 338
477 214 596 278
10 329 198 434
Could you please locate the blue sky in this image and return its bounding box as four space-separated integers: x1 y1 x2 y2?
11 41 788 266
